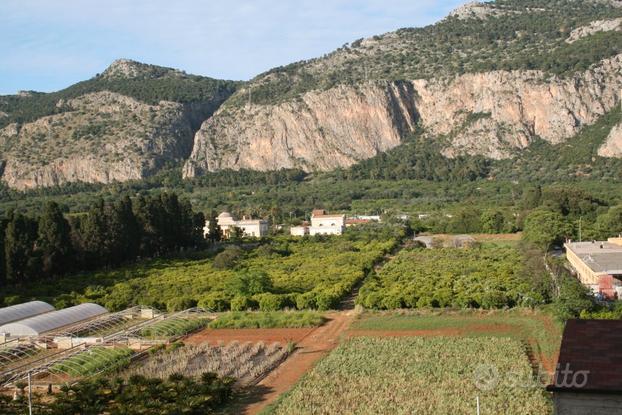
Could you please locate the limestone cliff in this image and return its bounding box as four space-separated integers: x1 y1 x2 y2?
0 60 238 189
599 122 622 157
183 82 417 175
184 54 622 176
0 92 202 189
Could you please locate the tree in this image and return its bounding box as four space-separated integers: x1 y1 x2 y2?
4 212 39 283
225 270 273 297
592 204 622 239
107 196 141 262
37 201 73 277
523 209 571 250
521 185 542 210
480 210 505 234
207 211 222 243
213 246 244 269
0 218 7 286
447 207 482 234
79 199 110 267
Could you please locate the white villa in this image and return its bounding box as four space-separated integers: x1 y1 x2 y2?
205 212 269 239
309 209 346 236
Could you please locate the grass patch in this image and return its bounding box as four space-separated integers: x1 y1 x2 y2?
208 311 326 329
352 309 562 362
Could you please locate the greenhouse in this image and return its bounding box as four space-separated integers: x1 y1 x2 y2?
0 303 108 337
0 301 55 326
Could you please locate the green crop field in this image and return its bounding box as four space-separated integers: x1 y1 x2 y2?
208 311 326 329
358 246 548 310
352 309 562 367
265 337 551 415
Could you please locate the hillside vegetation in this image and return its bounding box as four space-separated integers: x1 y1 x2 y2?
225 0 622 107
0 60 240 129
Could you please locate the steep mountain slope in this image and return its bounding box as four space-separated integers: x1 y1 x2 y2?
0 60 239 189
184 0 622 177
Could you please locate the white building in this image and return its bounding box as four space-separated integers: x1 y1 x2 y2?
290 226 309 236
309 210 345 236
204 212 269 239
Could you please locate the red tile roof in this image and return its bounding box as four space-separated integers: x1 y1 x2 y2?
548 319 622 394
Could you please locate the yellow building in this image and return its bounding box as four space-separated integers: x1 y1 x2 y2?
565 238 622 292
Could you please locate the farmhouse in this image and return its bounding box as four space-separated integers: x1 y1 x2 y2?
309 209 346 236
565 237 622 299
205 212 269 239
547 319 622 414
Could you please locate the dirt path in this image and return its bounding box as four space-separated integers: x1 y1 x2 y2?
236 311 354 415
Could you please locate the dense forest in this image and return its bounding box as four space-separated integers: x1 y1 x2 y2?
0 192 206 291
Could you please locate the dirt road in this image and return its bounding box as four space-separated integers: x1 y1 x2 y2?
233 311 354 415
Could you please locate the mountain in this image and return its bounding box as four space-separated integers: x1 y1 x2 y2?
183 0 622 177
2 0 622 190
0 60 240 189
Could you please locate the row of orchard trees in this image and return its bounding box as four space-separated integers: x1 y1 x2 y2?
0 192 206 286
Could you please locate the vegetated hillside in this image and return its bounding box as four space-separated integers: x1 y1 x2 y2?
184 0 622 177
0 59 240 189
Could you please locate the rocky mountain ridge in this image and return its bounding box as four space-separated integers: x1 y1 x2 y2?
183 53 622 176
2 0 622 189
0 60 239 189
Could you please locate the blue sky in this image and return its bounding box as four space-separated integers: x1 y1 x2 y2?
0 1 467 95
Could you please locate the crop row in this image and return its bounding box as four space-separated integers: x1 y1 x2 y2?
267 336 551 414
358 246 546 309
124 341 286 386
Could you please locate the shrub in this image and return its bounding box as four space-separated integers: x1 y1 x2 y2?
254 293 286 311
166 297 197 312
198 292 230 311
213 246 244 269
230 295 257 311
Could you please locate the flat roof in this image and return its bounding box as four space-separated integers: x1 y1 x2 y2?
566 242 622 274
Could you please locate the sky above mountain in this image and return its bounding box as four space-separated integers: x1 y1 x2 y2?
0 0 467 95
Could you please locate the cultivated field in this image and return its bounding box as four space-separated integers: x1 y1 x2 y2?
349 309 562 374
358 245 546 309
3 234 396 312
123 341 288 387
265 336 551 415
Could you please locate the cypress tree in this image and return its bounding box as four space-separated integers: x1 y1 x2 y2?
4 212 39 283
38 201 73 277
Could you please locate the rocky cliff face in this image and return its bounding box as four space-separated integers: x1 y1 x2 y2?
184 53 622 176
183 82 417 175
599 122 622 157
0 91 201 189
0 60 237 189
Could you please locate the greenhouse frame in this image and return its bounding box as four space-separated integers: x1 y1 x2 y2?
0 303 108 337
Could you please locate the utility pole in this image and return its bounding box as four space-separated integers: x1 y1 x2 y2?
579 217 582 243
28 372 33 415
476 396 480 415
